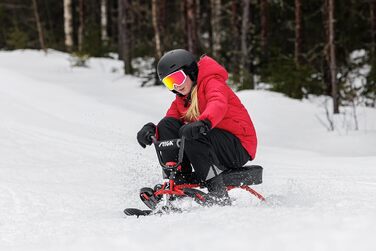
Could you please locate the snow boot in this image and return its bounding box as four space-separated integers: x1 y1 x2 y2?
139 187 161 210
204 174 231 206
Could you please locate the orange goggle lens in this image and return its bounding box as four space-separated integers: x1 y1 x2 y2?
162 70 187 91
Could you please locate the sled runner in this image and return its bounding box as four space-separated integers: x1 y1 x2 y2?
124 136 265 217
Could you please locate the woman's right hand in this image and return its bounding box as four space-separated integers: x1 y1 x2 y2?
137 122 156 148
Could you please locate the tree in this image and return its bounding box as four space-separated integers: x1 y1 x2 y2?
32 0 46 53
229 0 241 81
101 0 109 45
151 0 162 59
240 0 253 89
185 0 198 55
158 0 166 52
210 0 221 58
118 0 133 74
63 0 73 51
367 0 376 107
260 0 268 55
326 0 339 114
294 0 302 66
77 0 84 52
371 0 376 56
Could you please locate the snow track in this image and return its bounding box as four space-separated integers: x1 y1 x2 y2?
0 50 376 251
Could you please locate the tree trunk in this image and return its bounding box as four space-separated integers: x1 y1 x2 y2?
294 0 302 66
260 0 268 55
110 0 118 45
118 0 123 60
327 0 339 114
186 0 198 55
241 0 249 69
118 0 133 74
195 0 201 53
101 0 109 45
152 0 162 59
32 0 46 53
78 0 84 52
231 0 239 47
240 0 253 89
230 0 240 80
371 1 376 56
63 0 73 51
210 0 221 59
158 0 166 51
207 1 213 54
248 2 255 84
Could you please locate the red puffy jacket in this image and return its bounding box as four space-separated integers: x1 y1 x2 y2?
165 56 257 159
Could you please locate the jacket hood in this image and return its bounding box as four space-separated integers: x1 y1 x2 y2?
197 56 228 84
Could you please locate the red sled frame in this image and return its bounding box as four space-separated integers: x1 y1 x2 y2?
148 136 266 204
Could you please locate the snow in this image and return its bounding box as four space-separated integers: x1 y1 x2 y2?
0 50 376 251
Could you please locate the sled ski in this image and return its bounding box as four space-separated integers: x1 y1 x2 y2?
124 206 184 217
123 208 153 217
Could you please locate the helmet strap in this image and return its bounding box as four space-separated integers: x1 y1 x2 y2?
172 89 184 97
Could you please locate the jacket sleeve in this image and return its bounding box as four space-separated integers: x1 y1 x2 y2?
165 99 181 120
198 78 229 127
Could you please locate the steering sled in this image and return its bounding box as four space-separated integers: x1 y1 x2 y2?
124 136 265 217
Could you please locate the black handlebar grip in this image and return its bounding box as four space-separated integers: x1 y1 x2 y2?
154 139 181 151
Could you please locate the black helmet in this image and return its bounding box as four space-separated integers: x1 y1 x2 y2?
157 49 198 82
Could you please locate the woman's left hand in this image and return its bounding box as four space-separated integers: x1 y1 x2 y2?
179 120 211 140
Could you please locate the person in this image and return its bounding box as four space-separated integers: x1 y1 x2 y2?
136 49 257 206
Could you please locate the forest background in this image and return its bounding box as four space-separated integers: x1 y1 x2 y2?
0 0 375 117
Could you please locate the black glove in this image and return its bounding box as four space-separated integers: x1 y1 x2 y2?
179 120 212 140
137 122 156 148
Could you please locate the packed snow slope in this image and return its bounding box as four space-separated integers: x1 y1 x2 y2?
0 50 376 251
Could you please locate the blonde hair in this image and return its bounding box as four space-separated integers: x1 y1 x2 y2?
183 85 200 121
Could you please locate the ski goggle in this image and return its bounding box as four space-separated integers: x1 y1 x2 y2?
161 70 187 91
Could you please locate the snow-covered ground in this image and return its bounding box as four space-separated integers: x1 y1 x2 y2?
0 50 375 251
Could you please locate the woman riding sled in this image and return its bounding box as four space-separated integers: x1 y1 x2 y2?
137 49 257 206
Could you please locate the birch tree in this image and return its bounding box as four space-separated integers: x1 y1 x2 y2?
152 0 162 59
63 0 73 51
101 0 109 45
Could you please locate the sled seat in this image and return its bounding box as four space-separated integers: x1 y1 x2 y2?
222 165 263 187
174 165 263 187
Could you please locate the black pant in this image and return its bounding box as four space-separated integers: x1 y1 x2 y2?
157 117 250 181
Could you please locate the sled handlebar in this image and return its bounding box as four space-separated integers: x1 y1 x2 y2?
151 136 186 170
